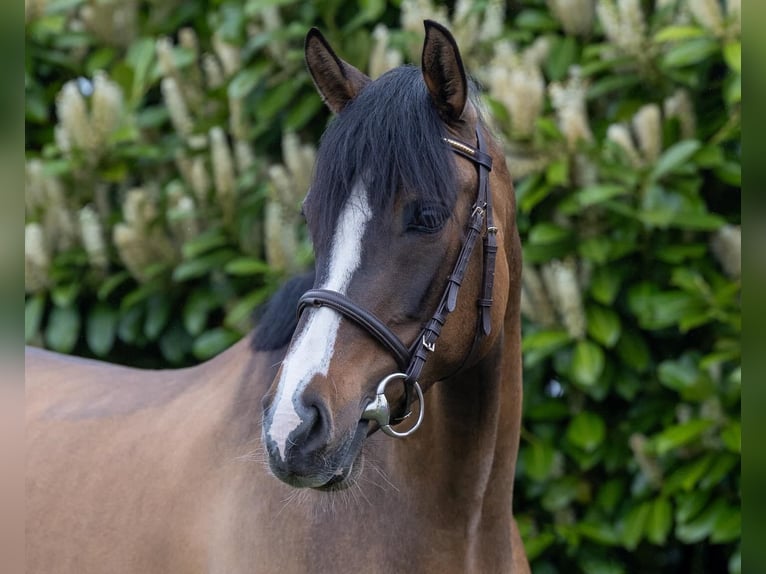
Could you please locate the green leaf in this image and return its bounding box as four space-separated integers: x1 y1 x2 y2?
723 41 741 73
521 439 556 482
343 0 385 31
521 329 572 366
25 294 46 343
721 421 741 453
615 372 642 401
515 174 550 213
653 25 707 42
544 36 578 81
257 78 302 120
117 305 144 344
699 453 739 490
669 211 726 231
694 144 725 168
120 280 163 311
181 228 229 259
224 288 273 331
615 329 651 373
711 506 741 543
661 37 719 69
126 37 155 105
45 305 80 354
646 497 673 545
650 140 702 181
524 400 570 422
627 284 699 330
621 501 651 550
541 477 581 511
284 92 324 131
586 305 622 348
676 498 728 544
183 289 219 336
224 257 272 276
86 303 117 357
173 249 237 282
576 184 628 207
589 267 622 305
650 419 713 455
97 271 132 301
523 530 556 562
158 321 192 365
228 66 265 99
26 90 49 123
571 340 605 387
725 72 741 106
51 283 80 308
577 521 621 547
587 74 640 100
528 222 571 244
144 294 171 341
192 328 240 360
44 0 86 14
657 244 707 264
675 490 712 524
597 479 626 514
715 160 741 186
546 158 569 186
658 354 715 401
86 47 116 75
566 411 606 452
665 454 715 493
515 9 559 32
579 237 611 264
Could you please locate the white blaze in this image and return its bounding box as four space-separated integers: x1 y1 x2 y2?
268 182 372 458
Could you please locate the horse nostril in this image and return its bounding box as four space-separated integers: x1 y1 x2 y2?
292 395 332 454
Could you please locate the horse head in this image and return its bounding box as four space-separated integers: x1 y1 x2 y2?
261 21 517 490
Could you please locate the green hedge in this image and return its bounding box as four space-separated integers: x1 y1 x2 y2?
25 0 740 571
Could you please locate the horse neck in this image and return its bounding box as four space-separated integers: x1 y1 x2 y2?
385 308 523 520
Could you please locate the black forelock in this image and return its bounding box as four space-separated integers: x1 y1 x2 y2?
308 65 459 251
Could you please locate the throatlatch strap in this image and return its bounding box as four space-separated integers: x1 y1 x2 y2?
476 127 496 336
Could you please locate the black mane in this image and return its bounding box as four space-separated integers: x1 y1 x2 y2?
250 270 316 351
308 65 459 251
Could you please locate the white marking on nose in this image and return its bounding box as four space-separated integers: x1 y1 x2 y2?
268 182 372 458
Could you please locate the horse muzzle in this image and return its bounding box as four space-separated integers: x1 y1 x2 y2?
262 405 369 490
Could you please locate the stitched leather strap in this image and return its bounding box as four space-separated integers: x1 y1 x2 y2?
476 127 496 336
298 289 411 370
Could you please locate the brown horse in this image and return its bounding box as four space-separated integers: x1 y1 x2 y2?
27 21 529 573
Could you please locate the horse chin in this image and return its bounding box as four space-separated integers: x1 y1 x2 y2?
312 419 368 492
313 457 362 492
269 419 369 491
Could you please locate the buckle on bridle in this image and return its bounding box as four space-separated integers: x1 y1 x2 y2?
422 335 435 353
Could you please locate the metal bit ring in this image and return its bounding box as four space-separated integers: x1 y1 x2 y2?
361 373 424 438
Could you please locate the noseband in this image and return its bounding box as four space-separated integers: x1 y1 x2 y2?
297 126 496 438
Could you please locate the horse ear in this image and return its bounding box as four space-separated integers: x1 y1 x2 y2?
421 20 468 123
305 28 371 114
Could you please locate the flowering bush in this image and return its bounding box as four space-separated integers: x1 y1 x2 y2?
25 0 740 571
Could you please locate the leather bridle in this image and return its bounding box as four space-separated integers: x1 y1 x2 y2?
297 126 496 438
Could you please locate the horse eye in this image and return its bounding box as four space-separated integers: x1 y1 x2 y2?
405 202 449 233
